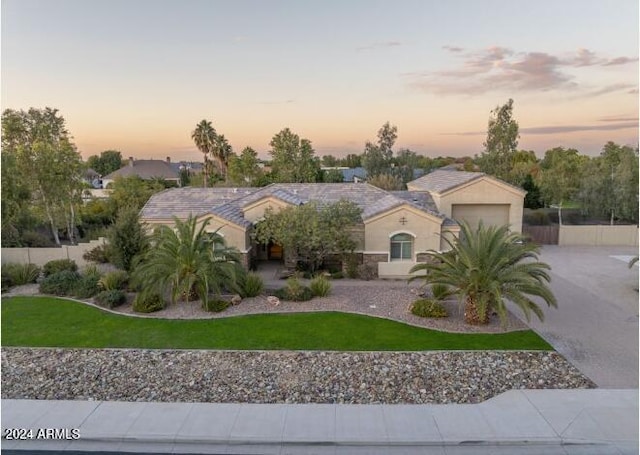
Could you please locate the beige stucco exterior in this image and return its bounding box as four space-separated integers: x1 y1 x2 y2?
144 216 250 252
242 197 293 223
364 205 443 260
433 178 525 233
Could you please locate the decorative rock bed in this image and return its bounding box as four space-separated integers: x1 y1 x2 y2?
1 349 595 404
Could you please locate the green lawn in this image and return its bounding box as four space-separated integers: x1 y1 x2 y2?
1 296 552 351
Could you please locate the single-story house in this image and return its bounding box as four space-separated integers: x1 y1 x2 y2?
140 170 525 278
102 157 181 188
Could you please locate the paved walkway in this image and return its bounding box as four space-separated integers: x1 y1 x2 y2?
2 389 637 454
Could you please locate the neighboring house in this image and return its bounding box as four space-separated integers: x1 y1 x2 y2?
407 170 526 233
169 160 204 176
102 157 181 187
140 171 525 278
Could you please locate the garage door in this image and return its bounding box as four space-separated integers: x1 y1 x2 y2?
451 204 510 228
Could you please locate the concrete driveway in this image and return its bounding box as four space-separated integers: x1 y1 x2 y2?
513 245 638 388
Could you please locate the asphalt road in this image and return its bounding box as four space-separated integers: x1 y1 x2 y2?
512 245 639 388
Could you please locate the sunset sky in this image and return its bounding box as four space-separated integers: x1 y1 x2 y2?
2 0 638 161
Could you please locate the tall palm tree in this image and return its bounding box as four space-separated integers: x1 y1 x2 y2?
132 215 243 307
410 222 557 326
213 134 232 179
191 120 217 188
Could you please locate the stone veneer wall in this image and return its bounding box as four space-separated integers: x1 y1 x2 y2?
416 253 430 262
362 253 388 278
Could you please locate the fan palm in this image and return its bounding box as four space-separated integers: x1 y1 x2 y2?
191 120 217 188
132 215 243 308
409 222 557 326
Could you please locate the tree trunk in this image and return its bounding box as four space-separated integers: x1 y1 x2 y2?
464 296 489 325
69 202 76 245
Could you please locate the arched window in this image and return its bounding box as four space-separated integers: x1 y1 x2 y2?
390 233 413 261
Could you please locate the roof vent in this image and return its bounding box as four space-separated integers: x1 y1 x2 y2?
233 188 238 193
293 189 298 194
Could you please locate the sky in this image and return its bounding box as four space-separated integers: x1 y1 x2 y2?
2 0 638 161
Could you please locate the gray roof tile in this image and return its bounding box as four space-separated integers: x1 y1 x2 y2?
104 160 180 180
141 183 450 226
407 170 484 193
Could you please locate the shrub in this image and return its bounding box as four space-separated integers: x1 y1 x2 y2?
83 244 111 263
411 298 448 318
43 259 78 277
2 272 13 292
241 272 264 298
357 263 377 281
73 274 101 298
21 231 54 247
274 278 314 302
3 263 41 285
203 298 230 312
345 255 359 279
132 293 165 313
82 264 102 279
524 210 550 226
331 271 344 279
98 270 129 291
431 283 451 301
309 275 332 297
94 289 127 308
39 270 80 296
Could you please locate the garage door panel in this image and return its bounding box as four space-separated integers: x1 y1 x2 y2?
452 204 510 228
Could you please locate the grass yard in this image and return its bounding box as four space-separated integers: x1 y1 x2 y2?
1 296 552 351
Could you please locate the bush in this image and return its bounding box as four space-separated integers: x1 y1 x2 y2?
132 293 165 313
241 272 264 298
411 299 448 318
331 271 344 279
309 275 332 297
431 283 451 301
274 277 314 302
43 259 78 277
3 263 41 285
73 274 101 298
357 264 377 281
345 255 359 279
83 244 111 263
39 270 81 296
2 272 13 292
98 270 129 291
524 210 551 226
203 298 230 312
21 231 54 247
94 289 127 308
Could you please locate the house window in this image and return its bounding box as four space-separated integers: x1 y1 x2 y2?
390 233 413 261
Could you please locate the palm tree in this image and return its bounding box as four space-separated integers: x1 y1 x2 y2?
191 120 217 188
132 215 243 308
213 134 232 180
410 222 557 326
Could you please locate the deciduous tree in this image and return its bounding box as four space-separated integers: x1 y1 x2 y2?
478 99 520 181
1 107 84 245
254 200 362 272
269 128 319 183
227 147 263 186
362 122 397 177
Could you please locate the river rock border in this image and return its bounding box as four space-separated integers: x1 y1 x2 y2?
1 348 595 404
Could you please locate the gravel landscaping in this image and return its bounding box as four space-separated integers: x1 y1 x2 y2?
1 348 594 404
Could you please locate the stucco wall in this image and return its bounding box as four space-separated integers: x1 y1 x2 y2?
243 198 291 223
364 206 442 260
143 217 249 251
1 238 107 267
438 178 524 233
558 225 639 246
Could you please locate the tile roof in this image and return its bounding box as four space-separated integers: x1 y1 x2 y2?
104 160 180 180
141 183 450 226
140 187 257 220
407 170 485 193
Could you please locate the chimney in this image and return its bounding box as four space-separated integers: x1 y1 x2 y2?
129 157 134 167
166 156 171 163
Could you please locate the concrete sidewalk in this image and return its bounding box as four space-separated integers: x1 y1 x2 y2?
2 389 637 454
